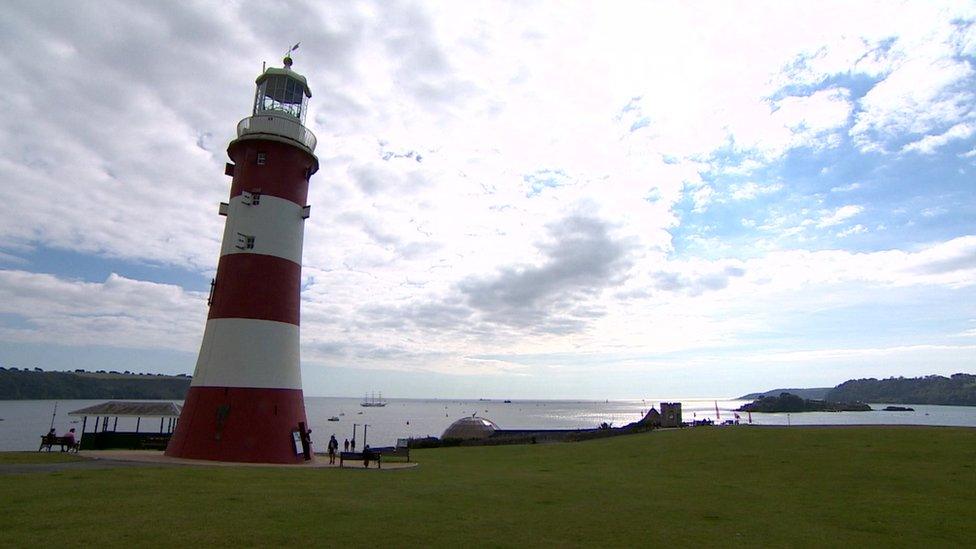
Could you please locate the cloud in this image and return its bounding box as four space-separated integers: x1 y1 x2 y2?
651 264 746 296
836 224 867 238
907 236 976 276
850 31 975 152
817 205 864 228
691 185 714 213
458 214 633 334
729 181 783 201
901 122 976 154
738 343 976 364
830 182 861 193
757 235 976 289
0 270 205 350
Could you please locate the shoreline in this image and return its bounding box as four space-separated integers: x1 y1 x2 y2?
740 423 976 429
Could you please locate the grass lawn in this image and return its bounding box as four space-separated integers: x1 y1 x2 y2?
0 451 84 464
1 427 974 547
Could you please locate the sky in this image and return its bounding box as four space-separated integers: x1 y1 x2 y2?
0 0 974 399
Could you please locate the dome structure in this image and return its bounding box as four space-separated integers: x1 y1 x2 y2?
442 416 499 440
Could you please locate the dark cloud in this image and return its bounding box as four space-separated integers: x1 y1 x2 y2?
334 210 441 260
651 265 746 296
379 6 477 107
347 163 430 196
358 300 473 331
910 248 976 275
305 339 405 361
458 214 632 334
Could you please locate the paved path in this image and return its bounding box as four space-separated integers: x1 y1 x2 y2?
0 458 161 475
1 451 417 474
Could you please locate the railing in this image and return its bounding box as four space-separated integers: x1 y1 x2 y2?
236 114 317 152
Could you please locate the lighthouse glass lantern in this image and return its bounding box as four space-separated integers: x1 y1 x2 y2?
253 57 310 121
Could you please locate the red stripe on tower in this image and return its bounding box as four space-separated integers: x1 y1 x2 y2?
166 55 319 463
208 254 302 325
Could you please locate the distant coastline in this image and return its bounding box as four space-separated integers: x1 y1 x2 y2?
739 373 975 407
0 368 190 400
736 392 871 413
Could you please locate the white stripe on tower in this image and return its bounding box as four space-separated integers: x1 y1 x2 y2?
191 318 301 389
219 195 306 265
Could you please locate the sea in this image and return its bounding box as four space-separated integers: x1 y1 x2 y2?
2 397 975 452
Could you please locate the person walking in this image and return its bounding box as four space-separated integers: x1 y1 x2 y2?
343 438 349 452
327 434 338 465
63 428 77 452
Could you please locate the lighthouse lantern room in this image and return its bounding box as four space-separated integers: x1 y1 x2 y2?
166 55 319 463
254 57 310 121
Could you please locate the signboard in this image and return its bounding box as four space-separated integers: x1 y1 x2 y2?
292 430 303 455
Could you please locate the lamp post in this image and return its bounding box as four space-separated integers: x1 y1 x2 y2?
363 424 369 447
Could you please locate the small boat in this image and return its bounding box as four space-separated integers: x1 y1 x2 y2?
327 416 340 422
883 406 915 412
503 400 512 403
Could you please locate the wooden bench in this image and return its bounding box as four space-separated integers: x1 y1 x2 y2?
339 451 381 468
39 434 79 453
138 436 170 450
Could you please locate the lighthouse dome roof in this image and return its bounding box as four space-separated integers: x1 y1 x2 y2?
442 416 498 440
256 66 312 98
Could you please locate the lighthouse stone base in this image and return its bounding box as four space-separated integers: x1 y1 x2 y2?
165 386 309 463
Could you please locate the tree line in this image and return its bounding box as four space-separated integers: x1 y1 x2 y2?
825 374 976 406
0 368 191 399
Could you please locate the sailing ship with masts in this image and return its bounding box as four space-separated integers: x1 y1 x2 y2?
360 392 387 407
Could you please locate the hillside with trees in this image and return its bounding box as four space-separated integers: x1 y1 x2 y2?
738 387 832 400
736 392 871 413
825 374 976 406
0 368 190 399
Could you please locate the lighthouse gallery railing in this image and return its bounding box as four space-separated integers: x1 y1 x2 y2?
236 114 317 152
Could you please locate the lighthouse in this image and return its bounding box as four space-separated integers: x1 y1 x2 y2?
166 55 318 463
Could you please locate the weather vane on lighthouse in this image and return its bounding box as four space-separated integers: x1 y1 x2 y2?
166 48 319 464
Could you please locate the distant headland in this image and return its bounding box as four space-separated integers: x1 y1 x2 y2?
739 373 975 407
736 392 871 413
0 367 190 400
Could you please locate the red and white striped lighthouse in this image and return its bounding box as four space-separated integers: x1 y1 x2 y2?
166 55 318 463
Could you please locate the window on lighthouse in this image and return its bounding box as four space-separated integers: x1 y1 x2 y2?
241 191 260 206
235 233 256 250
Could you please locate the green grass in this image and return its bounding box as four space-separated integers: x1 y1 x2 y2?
1 427 974 547
0 451 84 464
